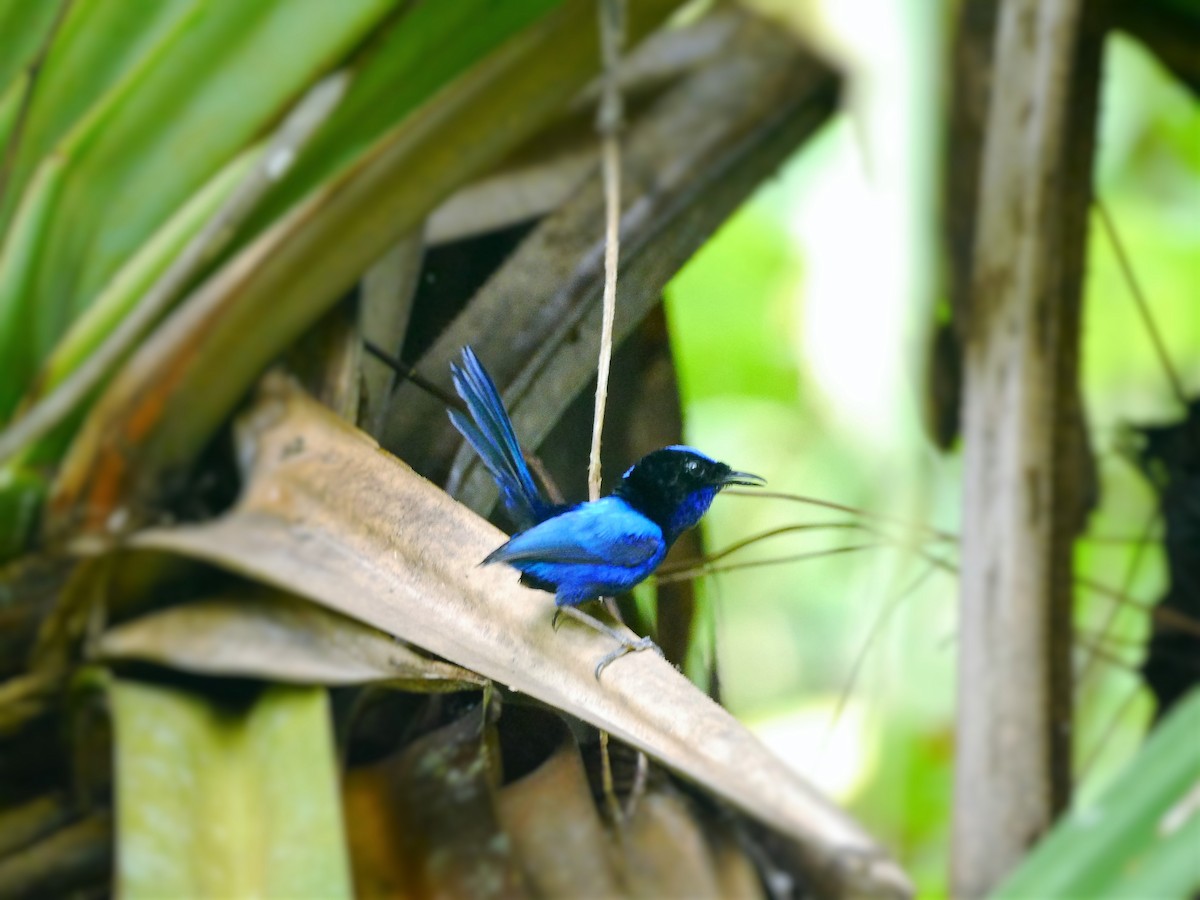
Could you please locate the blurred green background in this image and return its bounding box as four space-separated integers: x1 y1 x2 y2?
663 7 1200 894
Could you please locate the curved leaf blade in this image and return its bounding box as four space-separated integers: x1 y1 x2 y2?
0 0 397 418
124 377 912 899
97 589 482 690
993 688 1200 898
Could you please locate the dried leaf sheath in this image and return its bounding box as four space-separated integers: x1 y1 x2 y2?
123 375 911 899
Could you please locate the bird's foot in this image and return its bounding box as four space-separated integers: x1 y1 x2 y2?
593 635 663 680
551 605 662 679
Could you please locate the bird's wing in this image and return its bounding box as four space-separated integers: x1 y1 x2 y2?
485 499 663 568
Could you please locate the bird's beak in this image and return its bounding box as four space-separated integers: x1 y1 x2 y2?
721 470 766 488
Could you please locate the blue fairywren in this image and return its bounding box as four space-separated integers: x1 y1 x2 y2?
449 347 763 675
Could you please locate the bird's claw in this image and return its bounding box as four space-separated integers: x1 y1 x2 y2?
593 635 663 680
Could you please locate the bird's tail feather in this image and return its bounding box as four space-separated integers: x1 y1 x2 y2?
449 347 547 528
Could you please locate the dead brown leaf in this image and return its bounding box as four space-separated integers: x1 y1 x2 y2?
120 376 910 899
95 588 482 690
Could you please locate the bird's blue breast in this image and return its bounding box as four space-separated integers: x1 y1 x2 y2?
666 486 720 540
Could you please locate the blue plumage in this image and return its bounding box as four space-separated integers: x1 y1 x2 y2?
485 496 667 605
448 348 549 529
449 347 764 607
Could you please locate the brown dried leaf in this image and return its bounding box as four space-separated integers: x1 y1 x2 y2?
621 788 728 898
499 707 765 897
497 711 625 897
383 10 838 498
123 376 910 899
95 588 482 690
713 831 770 900
426 10 743 246
345 705 527 899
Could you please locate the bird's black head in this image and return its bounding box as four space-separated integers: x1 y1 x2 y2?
615 446 764 541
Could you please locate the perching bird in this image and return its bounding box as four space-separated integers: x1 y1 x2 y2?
448 347 763 671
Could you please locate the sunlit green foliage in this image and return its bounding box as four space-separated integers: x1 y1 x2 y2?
995 689 1200 898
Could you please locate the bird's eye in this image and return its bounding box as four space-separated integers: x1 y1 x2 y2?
685 459 700 474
